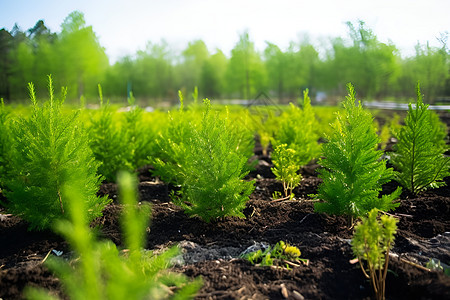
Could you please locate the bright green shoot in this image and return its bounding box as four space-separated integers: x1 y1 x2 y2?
351 208 398 300
241 241 308 268
272 89 321 167
271 144 302 200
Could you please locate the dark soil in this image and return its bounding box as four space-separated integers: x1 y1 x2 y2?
1 118 450 299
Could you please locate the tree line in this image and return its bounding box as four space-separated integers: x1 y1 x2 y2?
1 11 448 104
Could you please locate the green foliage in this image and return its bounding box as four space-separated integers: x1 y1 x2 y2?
26 171 202 300
151 91 196 185
351 208 398 300
174 99 255 222
426 259 450 276
153 93 254 187
396 42 449 104
392 83 450 194
314 84 401 221
272 89 321 167
89 89 157 182
0 98 13 188
88 85 129 181
192 86 199 104
241 241 308 267
321 21 400 99
1 15 448 103
377 121 391 150
225 31 267 99
252 109 280 156
225 107 257 173
152 97 255 222
383 113 403 147
122 92 155 171
200 50 227 98
177 40 210 95
2 76 110 230
271 144 302 199
56 11 109 99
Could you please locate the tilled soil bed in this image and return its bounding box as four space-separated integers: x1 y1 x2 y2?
1 152 450 299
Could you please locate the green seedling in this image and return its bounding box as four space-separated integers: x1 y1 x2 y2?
175 99 254 222
426 258 450 276
25 171 202 299
271 143 302 200
151 90 194 185
2 76 110 230
272 89 321 167
88 84 129 181
122 92 155 171
351 208 397 300
241 241 308 268
314 83 401 224
392 83 450 194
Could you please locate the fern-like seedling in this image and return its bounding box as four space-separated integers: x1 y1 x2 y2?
122 92 155 171
351 208 397 300
175 99 255 222
272 89 321 166
391 83 450 194
151 90 194 185
271 144 302 199
88 85 129 181
314 83 401 223
2 76 110 230
25 171 202 300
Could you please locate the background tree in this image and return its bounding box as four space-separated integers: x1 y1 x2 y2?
133 40 174 100
200 49 227 98
28 20 57 93
396 42 449 103
264 42 289 101
1 13 448 103
103 55 134 100
0 29 13 100
55 11 109 99
285 40 320 100
322 21 399 99
225 31 267 99
176 40 209 98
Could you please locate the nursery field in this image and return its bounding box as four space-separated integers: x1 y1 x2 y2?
0 83 449 299
1 159 449 299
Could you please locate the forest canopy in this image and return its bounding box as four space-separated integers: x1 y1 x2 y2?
0 11 448 104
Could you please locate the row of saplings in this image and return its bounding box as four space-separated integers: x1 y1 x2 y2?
0 76 449 299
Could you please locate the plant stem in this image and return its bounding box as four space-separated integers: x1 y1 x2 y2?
58 189 64 214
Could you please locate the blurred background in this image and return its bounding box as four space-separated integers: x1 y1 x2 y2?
0 0 449 106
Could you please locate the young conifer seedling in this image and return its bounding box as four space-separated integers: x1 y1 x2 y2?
88 85 129 181
272 89 321 167
351 208 398 300
2 76 110 230
151 90 194 185
271 143 302 200
314 83 401 224
122 92 155 171
175 99 255 222
391 83 450 194
25 171 202 300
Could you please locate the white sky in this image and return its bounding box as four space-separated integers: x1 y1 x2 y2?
1 0 449 63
